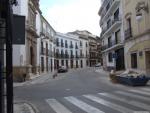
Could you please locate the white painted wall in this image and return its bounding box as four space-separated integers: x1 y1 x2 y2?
12 0 28 67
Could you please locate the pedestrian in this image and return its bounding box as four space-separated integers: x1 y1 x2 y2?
52 69 58 79
23 74 26 82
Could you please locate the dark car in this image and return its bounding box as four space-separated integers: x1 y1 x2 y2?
58 66 68 73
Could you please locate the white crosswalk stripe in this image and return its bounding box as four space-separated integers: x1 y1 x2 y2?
84 94 135 113
116 91 150 101
46 99 72 113
129 89 150 96
141 88 150 92
64 96 105 113
45 90 150 113
99 93 150 111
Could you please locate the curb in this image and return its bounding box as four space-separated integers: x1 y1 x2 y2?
14 101 40 113
13 72 54 87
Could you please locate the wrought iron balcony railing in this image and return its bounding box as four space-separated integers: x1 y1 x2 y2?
125 28 132 40
101 39 122 51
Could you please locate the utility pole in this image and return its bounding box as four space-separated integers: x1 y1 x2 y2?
0 0 17 113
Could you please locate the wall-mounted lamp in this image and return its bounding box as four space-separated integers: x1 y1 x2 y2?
136 2 149 21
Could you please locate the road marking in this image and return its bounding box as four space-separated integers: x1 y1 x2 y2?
129 90 150 96
84 94 135 113
116 91 150 101
65 96 105 113
141 88 150 92
133 111 149 113
99 93 150 111
46 99 72 113
66 89 71 91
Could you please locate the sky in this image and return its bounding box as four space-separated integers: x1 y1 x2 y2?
40 0 101 36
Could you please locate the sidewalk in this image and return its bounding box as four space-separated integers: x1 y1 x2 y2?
14 101 39 113
13 72 54 87
95 68 109 76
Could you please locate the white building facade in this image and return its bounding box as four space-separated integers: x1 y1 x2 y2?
12 0 41 81
55 32 88 69
99 0 125 71
37 16 56 74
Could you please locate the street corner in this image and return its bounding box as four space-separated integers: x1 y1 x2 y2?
14 101 40 113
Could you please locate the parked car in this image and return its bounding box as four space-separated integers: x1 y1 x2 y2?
95 63 101 67
58 66 68 73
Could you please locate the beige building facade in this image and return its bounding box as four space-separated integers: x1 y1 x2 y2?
123 0 150 74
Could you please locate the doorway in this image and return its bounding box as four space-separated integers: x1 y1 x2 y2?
115 48 125 71
145 51 150 74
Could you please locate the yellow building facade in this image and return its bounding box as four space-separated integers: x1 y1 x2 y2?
123 0 150 74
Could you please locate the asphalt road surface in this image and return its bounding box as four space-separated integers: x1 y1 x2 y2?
14 68 150 113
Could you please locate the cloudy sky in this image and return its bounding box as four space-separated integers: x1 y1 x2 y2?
40 0 101 36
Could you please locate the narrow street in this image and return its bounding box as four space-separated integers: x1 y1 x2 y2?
14 68 150 113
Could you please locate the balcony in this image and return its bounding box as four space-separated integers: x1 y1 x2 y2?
89 55 98 59
65 44 68 48
61 43 64 47
75 45 78 49
80 54 84 58
90 48 97 52
49 51 54 57
70 55 74 58
40 48 46 55
56 42 60 47
101 17 121 38
125 28 132 40
70 44 74 48
101 40 123 52
65 54 69 58
99 0 109 16
60 53 65 58
26 24 38 38
100 0 120 25
55 52 60 58
80 43 83 47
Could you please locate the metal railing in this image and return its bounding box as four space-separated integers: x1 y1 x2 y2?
70 44 74 48
125 28 132 40
100 17 121 37
101 39 121 51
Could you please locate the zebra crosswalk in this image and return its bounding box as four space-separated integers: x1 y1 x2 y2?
45 88 150 113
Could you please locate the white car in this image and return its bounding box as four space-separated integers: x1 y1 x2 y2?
95 63 101 67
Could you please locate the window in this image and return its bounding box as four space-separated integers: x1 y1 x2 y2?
61 39 64 47
115 29 121 44
65 40 68 48
80 41 82 46
114 8 119 20
80 50 82 56
108 52 113 62
106 3 110 11
56 38 59 46
61 60 64 66
131 53 137 68
127 18 131 29
108 36 112 47
107 19 111 29
86 42 88 47
76 51 78 58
